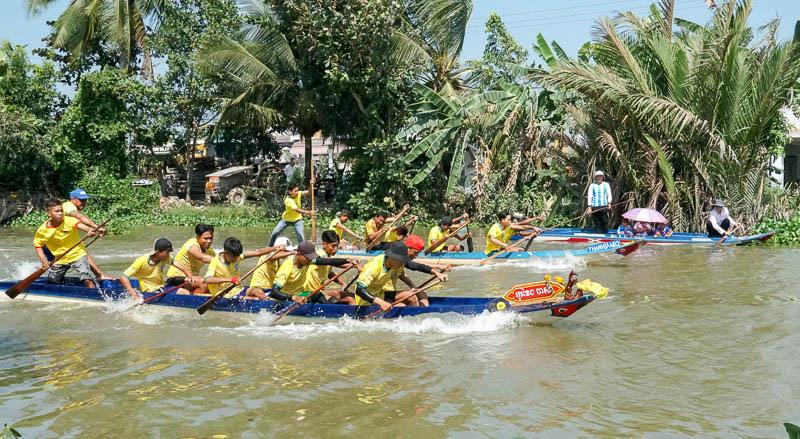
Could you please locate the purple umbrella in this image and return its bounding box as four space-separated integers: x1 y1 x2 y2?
622 208 668 224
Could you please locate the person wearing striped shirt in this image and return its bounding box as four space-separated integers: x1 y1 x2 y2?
586 170 613 233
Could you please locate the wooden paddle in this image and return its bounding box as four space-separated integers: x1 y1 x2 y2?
130 281 188 309
270 264 357 324
366 204 410 250
6 217 111 299
361 275 442 320
197 250 279 315
716 224 743 247
462 221 474 253
310 160 317 242
424 220 471 254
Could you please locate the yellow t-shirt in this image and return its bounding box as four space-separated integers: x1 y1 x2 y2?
485 223 514 254
205 254 244 297
329 218 343 239
273 256 311 294
282 193 303 222
249 254 282 289
123 254 173 292
427 226 446 253
304 249 333 292
384 228 400 243
61 200 78 216
354 254 404 306
167 237 215 277
33 217 86 264
364 218 379 243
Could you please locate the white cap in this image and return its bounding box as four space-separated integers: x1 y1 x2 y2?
275 237 291 247
594 170 605 177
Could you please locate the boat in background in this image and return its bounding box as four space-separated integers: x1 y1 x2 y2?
338 239 645 266
0 278 597 322
530 229 774 246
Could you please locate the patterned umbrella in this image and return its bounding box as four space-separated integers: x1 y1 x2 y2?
622 208 668 224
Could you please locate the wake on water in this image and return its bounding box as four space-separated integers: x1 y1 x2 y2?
454 253 587 272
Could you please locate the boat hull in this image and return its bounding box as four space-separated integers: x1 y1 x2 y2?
531 229 774 246
0 279 596 321
339 239 644 265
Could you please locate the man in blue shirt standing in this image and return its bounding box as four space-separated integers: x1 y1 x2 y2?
586 170 613 233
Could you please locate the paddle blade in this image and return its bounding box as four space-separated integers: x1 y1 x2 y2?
196 295 219 315
466 236 474 253
5 267 47 299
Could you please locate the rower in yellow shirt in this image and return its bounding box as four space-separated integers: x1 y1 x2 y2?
364 205 416 250
303 230 358 304
268 241 353 304
202 237 283 300
119 238 185 300
328 210 361 249
167 224 216 293
33 199 101 288
427 216 470 253
249 237 294 292
485 212 533 255
58 188 110 280
268 184 315 246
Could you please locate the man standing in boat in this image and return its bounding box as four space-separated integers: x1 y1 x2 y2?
586 170 613 233
33 199 101 288
268 184 314 246
57 188 111 281
706 199 737 238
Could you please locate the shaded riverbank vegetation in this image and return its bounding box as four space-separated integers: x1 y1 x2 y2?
2 0 799 240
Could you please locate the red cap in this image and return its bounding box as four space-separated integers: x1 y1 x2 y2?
405 234 425 251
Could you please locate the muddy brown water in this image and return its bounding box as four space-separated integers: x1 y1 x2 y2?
0 226 797 438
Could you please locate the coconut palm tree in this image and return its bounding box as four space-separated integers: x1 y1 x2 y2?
536 0 800 229
25 0 165 78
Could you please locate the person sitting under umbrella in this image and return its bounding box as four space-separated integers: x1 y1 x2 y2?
623 207 668 237
707 199 737 238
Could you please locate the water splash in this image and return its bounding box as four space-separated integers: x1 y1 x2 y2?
211 310 531 339
0 258 41 281
454 253 587 272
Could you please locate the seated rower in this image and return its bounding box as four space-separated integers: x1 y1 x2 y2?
707 199 737 238
485 212 532 255
119 238 187 300
364 211 388 250
304 231 359 305
268 241 353 304
403 235 449 306
33 199 101 288
354 242 446 310
249 237 295 294
167 224 216 294
510 212 545 238
329 210 361 249
203 237 283 300
427 216 469 253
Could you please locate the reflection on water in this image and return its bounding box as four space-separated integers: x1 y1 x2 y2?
0 226 799 437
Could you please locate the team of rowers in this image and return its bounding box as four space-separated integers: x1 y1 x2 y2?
30 186 546 312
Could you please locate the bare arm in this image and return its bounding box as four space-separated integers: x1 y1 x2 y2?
242 245 283 259
187 245 214 264
118 275 140 299
68 211 98 229
34 247 49 270
337 223 361 240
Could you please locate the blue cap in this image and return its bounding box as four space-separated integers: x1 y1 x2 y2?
69 189 90 200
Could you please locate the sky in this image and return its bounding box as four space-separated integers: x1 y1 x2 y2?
1 0 798 64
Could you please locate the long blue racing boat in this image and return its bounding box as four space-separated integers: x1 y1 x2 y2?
339 239 645 266
530 228 774 246
0 278 596 322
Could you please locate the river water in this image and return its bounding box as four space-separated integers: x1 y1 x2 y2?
0 225 798 438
